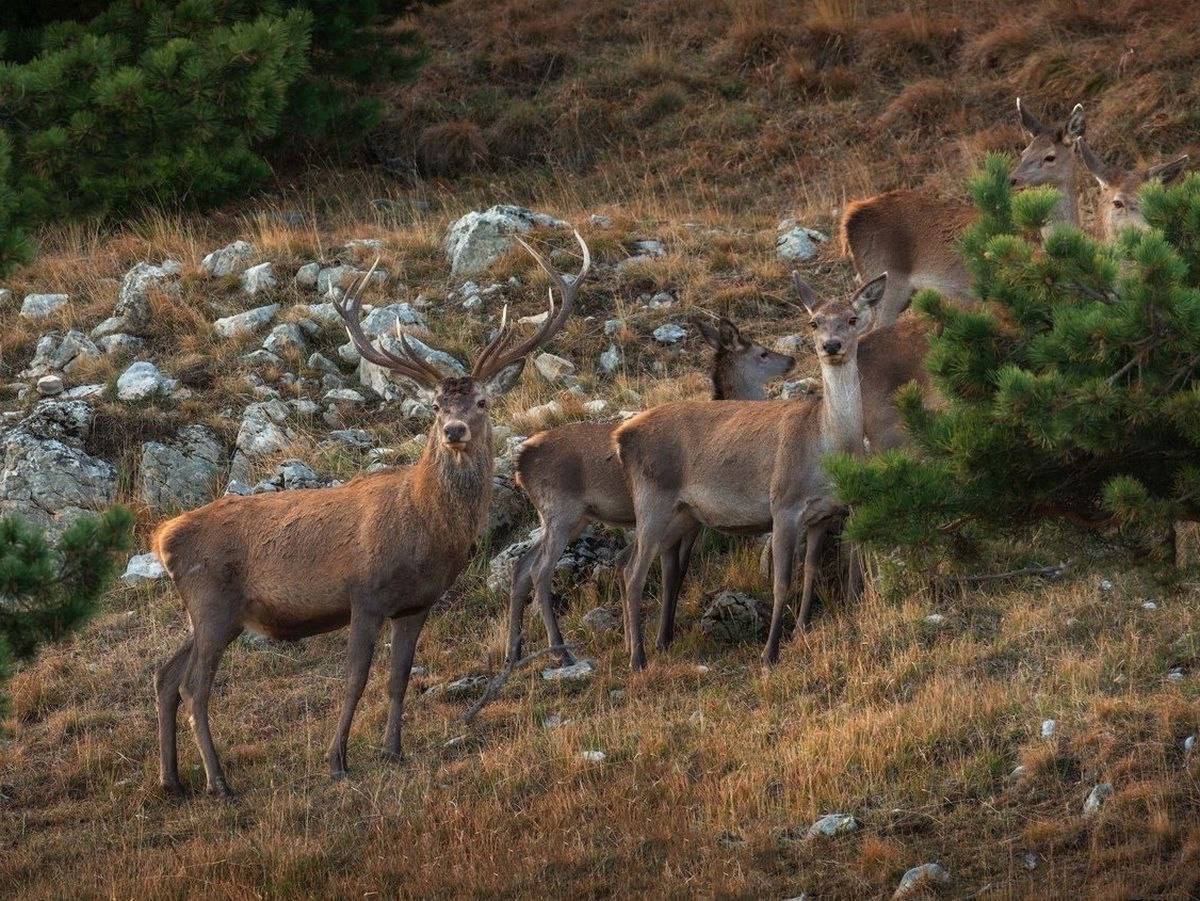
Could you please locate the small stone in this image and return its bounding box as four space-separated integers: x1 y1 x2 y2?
1021 852 1039 871
924 613 947 626
806 813 860 839
599 345 622 375
776 225 828 262
695 665 710 674
241 262 276 295
631 239 665 257
653 323 686 345
582 607 621 632
20 294 69 320
780 377 821 399
97 334 145 356
647 291 674 309
201 240 255 277
603 318 625 336
295 262 320 288
122 552 166 584
701 590 767 645
1010 764 1027 779
360 302 426 337
1184 735 1196 754
213 303 280 338
541 660 594 683
35 374 64 396
542 713 567 729
609 689 625 702
1099 578 1114 593
534 352 576 383
1083 782 1113 817
517 311 550 328
439 674 489 700
307 352 342 376
588 213 613 228
579 750 606 763
262 323 307 356
774 334 807 354
583 399 609 415
893 863 950 898
1142 600 1158 610
1167 668 1185 683
324 388 365 405
116 361 178 401
1041 719 1057 739
444 734 468 750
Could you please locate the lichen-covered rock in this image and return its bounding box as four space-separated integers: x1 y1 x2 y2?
122 552 167 584
250 459 334 493
93 259 181 338
116 361 178 401
806 814 860 839
653 323 687 344
775 221 828 262
262 322 307 356
360 302 426 337
201 240 255 277
139 425 224 512
893 863 950 898
0 400 116 535
20 294 69 320
444 205 568 277
486 524 623 592
21 330 101 379
213 303 280 338
700 590 770 645
235 399 294 458
241 262 276 295
357 333 465 400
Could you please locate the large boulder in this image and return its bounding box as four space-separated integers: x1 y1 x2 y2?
139 425 225 512
0 400 116 534
92 259 181 338
116 361 178 401
360 302 426 337
444 205 568 277
20 330 101 379
228 399 295 485
357 332 465 401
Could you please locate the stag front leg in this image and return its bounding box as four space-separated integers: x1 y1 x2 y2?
797 520 831 630
382 608 430 762
623 493 675 671
329 609 384 779
530 518 584 667
656 516 701 651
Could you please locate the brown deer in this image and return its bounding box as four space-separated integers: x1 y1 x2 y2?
1075 139 1190 240
615 273 935 670
506 316 795 666
841 99 1087 325
152 233 590 797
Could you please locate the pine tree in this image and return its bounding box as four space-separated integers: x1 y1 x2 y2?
0 507 133 720
0 2 425 273
828 156 1200 566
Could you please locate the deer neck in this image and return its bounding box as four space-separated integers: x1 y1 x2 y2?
818 356 864 456
414 423 494 537
1046 172 1080 232
712 365 765 401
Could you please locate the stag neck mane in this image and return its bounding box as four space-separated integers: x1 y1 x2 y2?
412 419 495 533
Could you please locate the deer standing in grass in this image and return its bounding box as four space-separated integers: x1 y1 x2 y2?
841 98 1087 325
615 273 935 670
1075 139 1190 240
152 233 589 797
506 316 795 666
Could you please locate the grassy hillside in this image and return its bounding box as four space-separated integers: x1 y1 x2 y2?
3 0 1200 897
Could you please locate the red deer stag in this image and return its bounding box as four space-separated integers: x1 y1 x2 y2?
506 316 795 666
152 232 590 796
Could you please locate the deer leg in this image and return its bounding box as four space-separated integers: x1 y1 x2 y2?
624 495 675 671
797 520 832 631
531 518 586 667
382 607 430 762
656 516 701 651
154 638 193 795
846 541 864 604
763 514 799 667
505 542 538 665
328 609 384 780
180 623 240 798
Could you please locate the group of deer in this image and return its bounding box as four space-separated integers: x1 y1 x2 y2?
151 99 1189 796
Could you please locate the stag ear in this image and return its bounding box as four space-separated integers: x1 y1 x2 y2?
1063 103 1086 143
852 272 887 315
1076 138 1113 188
1147 154 1190 185
483 359 526 397
696 318 721 348
791 271 821 316
1016 97 1048 137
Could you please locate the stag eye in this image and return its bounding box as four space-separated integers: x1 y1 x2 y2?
1043 153 1056 163
848 317 858 326
759 350 769 360
477 398 487 408
809 320 818 330
1113 199 1125 209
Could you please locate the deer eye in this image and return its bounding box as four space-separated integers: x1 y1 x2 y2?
1043 153 1056 163
1113 199 1125 209
848 317 858 326
431 403 440 412
809 320 818 330
477 398 487 408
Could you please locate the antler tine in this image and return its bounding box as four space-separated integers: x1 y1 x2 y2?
334 258 443 388
473 229 590 379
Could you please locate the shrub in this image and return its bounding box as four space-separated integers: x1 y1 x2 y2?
416 121 490 177
830 157 1200 565
0 2 426 274
0 507 133 720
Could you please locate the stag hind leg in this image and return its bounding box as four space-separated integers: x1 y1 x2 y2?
623 491 678 671
656 517 702 651
155 638 193 795
179 619 241 798
329 609 386 779
763 512 800 667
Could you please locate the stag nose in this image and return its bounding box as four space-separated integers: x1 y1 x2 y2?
821 339 843 356
443 421 469 445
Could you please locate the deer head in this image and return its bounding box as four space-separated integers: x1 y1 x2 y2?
338 231 590 453
792 271 887 366
1076 139 1190 239
695 315 795 399
1010 98 1086 189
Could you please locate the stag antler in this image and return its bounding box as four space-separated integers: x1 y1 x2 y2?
335 258 445 389
472 230 590 380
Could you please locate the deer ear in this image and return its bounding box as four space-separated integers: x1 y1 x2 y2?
1147 154 1190 185
696 318 721 348
1016 97 1047 137
852 272 887 313
791 271 820 316
1063 103 1086 143
1076 139 1112 188
483 359 525 397
717 317 742 350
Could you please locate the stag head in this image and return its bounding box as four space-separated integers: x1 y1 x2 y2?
337 230 591 452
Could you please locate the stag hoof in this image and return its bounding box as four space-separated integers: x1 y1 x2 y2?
206 783 236 801
160 779 185 797
380 749 406 765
